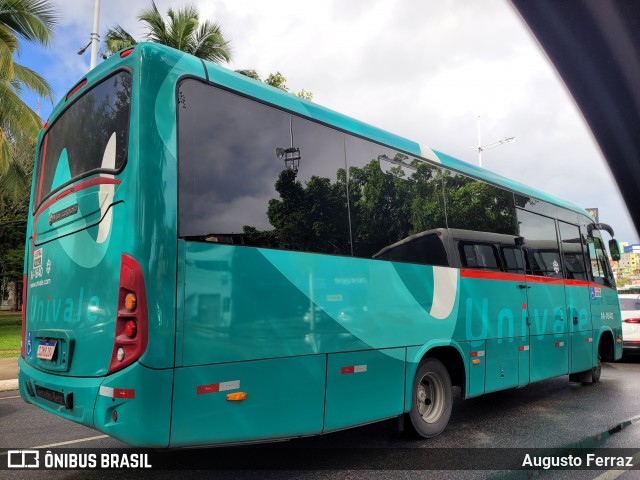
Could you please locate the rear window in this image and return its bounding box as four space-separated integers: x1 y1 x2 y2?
620 298 640 310
35 70 132 210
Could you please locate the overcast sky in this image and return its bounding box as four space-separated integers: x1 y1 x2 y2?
18 0 639 243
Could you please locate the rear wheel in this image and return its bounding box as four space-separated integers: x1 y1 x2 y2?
408 358 453 438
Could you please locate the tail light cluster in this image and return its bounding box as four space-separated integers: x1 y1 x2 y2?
21 274 27 359
108 254 148 374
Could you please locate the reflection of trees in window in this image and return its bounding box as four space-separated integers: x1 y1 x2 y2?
347 156 446 259
445 172 518 236
243 167 352 255
242 151 447 263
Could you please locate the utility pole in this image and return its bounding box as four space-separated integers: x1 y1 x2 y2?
473 115 515 168
90 0 101 70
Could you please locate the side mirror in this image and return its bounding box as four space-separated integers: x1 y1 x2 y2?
609 239 621 261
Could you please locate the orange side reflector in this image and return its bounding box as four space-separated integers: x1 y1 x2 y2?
472 359 481 365
226 392 248 401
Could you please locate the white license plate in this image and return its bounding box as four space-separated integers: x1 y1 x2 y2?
36 340 57 360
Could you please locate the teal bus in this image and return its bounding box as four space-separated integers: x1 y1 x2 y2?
19 43 623 447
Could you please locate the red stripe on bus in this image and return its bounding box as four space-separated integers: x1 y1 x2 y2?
564 279 592 287
460 270 528 282
460 269 611 290
34 177 121 217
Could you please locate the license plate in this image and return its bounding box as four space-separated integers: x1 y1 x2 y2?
36 339 57 361
35 385 65 406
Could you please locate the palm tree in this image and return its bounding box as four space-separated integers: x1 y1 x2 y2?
0 0 56 182
104 1 232 64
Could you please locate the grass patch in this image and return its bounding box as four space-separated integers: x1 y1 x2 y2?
0 311 21 354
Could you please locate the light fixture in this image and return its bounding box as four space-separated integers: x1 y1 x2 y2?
276 147 302 171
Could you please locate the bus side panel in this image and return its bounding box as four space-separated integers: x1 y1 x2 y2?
527 283 569 382
94 364 173 447
590 286 623 361
169 355 326 447
137 45 207 369
324 348 405 432
566 285 593 373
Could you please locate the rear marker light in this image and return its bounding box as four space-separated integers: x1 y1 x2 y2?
112 410 118 422
624 318 640 323
120 48 134 58
66 79 87 100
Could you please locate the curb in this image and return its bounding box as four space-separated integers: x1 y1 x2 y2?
0 379 18 392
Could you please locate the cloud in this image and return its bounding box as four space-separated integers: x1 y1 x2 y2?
21 0 638 242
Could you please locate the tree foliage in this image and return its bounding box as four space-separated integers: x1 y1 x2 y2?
244 159 517 258
103 1 232 64
0 0 56 175
236 69 313 101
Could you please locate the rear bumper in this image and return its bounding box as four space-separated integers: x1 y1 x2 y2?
19 356 101 428
19 358 173 447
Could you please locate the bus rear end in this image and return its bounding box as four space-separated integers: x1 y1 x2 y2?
18 48 176 447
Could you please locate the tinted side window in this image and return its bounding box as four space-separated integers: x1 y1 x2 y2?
501 246 525 274
588 230 616 288
460 243 500 270
558 221 588 281
373 231 448 266
345 136 447 262
517 209 562 278
445 172 518 235
177 80 350 255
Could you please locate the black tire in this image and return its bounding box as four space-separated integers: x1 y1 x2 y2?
591 351 602 383
408 358 453 438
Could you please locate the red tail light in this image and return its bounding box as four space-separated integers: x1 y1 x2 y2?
20 275 27 359
624 318 640 323
108 254 148 374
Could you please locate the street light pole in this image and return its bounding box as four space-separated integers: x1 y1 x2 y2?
89 0 101 70
474 115 515 168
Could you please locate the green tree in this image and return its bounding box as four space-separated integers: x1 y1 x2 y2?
104 1 231 63
236 69 313 101
0 0 56 177
0 136 34 311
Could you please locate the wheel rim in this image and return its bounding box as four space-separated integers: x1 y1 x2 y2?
416 371 445 424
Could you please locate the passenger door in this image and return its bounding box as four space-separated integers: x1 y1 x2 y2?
518 209 569 382
558 221 593 373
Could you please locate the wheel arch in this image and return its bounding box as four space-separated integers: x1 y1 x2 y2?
404 340 467 412
596 327 615 362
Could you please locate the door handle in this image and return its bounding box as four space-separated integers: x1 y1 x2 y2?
573 317 578 325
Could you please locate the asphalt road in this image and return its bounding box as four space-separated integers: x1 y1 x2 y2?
2 357 640 479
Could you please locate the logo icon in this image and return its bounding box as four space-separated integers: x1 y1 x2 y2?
8 450 39 468
26 331 32 356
